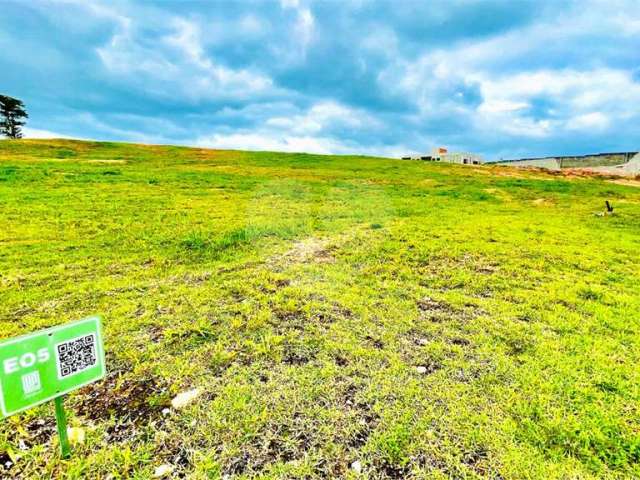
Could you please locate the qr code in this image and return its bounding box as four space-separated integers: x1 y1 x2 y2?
56 334 97 378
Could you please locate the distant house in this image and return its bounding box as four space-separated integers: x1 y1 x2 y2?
406 147 484 165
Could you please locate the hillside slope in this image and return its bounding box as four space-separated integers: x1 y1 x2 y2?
1 139 639 479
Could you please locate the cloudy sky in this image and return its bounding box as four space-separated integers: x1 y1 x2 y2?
1 0 639 159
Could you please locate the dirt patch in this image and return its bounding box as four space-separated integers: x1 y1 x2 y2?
223 412 319 476
87 159 127 164
415 360 442 375
11 305 35 320
450 337 471 347
282 338 318 365
475 263 498 274
504 335 535 356
147 323 164 343
217 260 263 274
270 299 354 333
334 354 349 367
269 228 368 271
340 383 380 449
22 417 57 447
417 297 485 323
313 302 354 324
270 306 306 331
348 415 377 449
371 459 412 479
274 278 291 288
75 373 170 441
462 447 491 476
182 271 212 285
278 238 336 265
259 278 291 294
607 178 640 188
153 437 192 478
0 451 14 474
417 297 454 314
365 335 384 349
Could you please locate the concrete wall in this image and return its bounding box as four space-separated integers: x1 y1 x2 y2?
586 153 640 176
497 152 638 170
559 152 635 168
496 157 561 169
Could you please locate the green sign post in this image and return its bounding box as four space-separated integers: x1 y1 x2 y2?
0 316 105 457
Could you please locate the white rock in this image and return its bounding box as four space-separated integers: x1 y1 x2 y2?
153 464 175 478
162 407 171 416
416 366 428 374
171 388 202 410
351 460 362 473
67 427 86 445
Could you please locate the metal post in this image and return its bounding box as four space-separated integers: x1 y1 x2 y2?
54 396 71 458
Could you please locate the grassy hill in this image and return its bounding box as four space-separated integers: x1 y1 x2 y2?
1 139 639 479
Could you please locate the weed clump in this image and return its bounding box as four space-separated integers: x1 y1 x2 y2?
180 226 272 259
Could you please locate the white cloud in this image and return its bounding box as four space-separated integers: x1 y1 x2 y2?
294 8 315 48
195 131 409 157
97 16 274 101
475 68 640 137
196 132 336 154
194 100 407 157
22 127 77 139
280 0 300 8
279 0 315 58
383 14 640 142
478 100 529 114
566 112 610 131
265 101 381 135
375 0 640 148
239 15 266 35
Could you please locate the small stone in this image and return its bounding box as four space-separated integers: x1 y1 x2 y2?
153 464 175 478
351 460 362 473
67 427 86 445
162 408 171 416
416 366 428 374
171 388 202 410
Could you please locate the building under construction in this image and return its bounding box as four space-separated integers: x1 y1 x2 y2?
403 147 485 165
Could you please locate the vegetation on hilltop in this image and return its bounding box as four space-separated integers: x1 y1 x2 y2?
0 95 28 139
1 139 639 479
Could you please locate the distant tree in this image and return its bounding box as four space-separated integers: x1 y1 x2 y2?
0 95 28 139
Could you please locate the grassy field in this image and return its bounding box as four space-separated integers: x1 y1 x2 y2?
0 139 639 479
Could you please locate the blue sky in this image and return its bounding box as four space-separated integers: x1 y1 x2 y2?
1 0 639 159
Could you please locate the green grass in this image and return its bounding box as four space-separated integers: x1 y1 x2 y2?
1 139 639 479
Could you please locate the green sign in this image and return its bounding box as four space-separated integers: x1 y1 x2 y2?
0 316 105 419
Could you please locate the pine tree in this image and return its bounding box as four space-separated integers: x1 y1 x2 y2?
0 95 28 139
